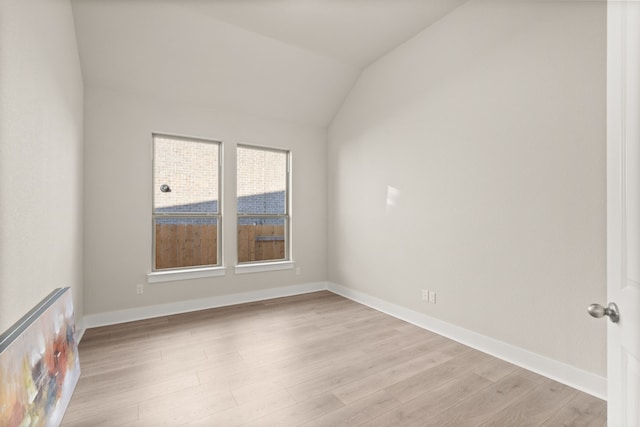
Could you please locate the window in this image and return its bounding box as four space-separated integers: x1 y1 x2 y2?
152 134 221 271
237 145 290 264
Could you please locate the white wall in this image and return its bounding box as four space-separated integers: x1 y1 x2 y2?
0 0 84 332
82 86 327 316
71 0 360 129
328 0 606 376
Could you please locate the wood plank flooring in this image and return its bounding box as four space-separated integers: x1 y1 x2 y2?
62 291 606 426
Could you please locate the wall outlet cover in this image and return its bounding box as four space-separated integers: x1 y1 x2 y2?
428 291 436 304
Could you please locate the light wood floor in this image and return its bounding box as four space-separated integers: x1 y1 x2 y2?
63 291 606 426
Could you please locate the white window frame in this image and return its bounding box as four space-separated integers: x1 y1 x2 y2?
148 133 224 282
235 144 291 270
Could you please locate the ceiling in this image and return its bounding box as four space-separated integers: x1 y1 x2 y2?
172 1 466 69
71 0 466 127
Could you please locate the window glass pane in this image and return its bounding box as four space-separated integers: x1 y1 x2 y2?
237 217 286 263
155 217 218 269
237 147 286 215
154 136 218 214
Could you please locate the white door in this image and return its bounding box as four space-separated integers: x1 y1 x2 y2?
607 1 640 425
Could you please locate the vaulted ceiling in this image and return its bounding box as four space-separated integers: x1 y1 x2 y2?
71 0 466 127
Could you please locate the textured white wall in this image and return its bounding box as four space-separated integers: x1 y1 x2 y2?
0 0 84 332
328 0 607 376
82 86 327 315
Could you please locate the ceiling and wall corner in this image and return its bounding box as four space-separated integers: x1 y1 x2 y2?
70 0 466 128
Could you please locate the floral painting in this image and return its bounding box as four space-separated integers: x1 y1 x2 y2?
0 288 80 427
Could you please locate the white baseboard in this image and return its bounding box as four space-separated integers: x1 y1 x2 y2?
75 316 86 342
327 282 607 400
83 282 328 329
81 279 606 400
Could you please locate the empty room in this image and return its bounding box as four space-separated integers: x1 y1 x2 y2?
1 0 638 425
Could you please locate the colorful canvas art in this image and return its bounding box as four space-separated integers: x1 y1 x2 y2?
0 288 80 427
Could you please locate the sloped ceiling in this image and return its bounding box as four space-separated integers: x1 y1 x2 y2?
71 0 465 127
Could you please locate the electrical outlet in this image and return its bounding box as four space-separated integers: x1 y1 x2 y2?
428 290 436 304
136 284 144 295
421 289 428 301
295 267 301 275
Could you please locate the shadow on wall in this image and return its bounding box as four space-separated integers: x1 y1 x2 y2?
156 190 285 223
154 191 287 268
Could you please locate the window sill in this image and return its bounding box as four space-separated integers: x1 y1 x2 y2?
147 266 226 283
235 261 294 275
